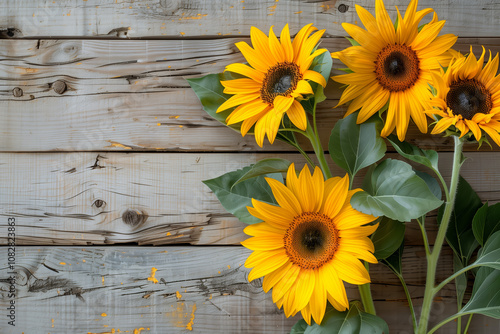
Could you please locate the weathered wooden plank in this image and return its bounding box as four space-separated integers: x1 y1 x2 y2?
1 151 499 246
0 246 497 333
0 38 499 152
1 0 499 38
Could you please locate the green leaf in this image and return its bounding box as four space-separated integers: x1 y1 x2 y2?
329 112 386 180
290 303 389 334
472 202 500 246
232 158 291 188
346 37 361 47
387 135 439 172
187 74 241 131
460 269 500 319
470 230 500 271
203 166 283 225
351 159 443 222
371 217 405 260
311 51 333 89
415 170 442 200
453 253 468 307
382 242 404 276
439 175 482 265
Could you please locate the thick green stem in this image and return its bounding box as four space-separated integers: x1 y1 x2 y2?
358 262 376 315
305 120 332 179
463 314 473 334
416 136 464 334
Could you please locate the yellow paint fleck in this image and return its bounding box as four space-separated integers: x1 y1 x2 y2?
59 262 66 265
166 232 172 236
209 294 212 300
169 115 180 119
196 59 199 62
134 328 145 334
229 6 234 8
180 32 185 36
157 123 161 126
102 276 105 285
227 265 231 269
148 267 159 284
106 141 132 149
159 250 168 253
101 313 107 317
76 62 82 65
51 318 54 328
82 259 86 263
294 11 302 14
217 271 221 274
185 304 197 331
176 291 182 299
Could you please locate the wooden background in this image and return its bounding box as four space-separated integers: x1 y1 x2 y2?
1 1 500 333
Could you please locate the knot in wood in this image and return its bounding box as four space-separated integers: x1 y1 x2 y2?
93 199 106 208
338 4 349 13
122 209 147 227
52 80 67 94
12 87 23 97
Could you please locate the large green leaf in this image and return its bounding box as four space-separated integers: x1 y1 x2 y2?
301 51 332 114
232 158 291 188
470 230 500 270
203 166 283 224
351 159 443 222
187 73 241 131
387 135 439 172
371 217 405 260
460 269 500 319
381 242 404 276
439 175 482 265
290 303 389 334
472 202 500 246
329 112 386 180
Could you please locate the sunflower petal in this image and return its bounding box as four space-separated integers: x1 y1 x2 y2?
322 174 349 218
225 63 265 82
287 100 307 131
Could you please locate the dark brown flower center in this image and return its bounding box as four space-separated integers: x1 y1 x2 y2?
374 44 420 92
283 212 339 270
261 62 302 104
446 79 492 119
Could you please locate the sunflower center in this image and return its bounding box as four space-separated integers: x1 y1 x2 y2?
283 212 339 270
261 62 302 104
447 79 492 119
374 44 420 92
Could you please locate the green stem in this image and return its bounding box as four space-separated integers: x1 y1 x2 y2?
463 314 473 334
305 119 332 179
358 262 376 315
428 313 465 334
434 264 478 294
397 273 417 332
416 136 464 334
417 217 431 256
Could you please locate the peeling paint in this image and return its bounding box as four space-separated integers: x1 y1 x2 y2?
148 267 159 284
106 141 132 149
185 304 197 331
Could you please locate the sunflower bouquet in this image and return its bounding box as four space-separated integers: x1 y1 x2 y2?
188 0 500 333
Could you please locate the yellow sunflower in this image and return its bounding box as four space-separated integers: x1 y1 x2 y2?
216 24 328 147
241 163 378 325
425 47 500 145
332 0 457 141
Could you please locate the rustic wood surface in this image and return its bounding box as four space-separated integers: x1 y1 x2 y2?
0 246 498 334
1 0 500 333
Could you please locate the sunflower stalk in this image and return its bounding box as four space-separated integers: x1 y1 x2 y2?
358 263 377 316
416 135 464 334
305 108 332 179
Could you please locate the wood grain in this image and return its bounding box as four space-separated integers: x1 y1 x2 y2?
0 246 498 333
1 0 499 38
1 151 499 246
0 38 499 152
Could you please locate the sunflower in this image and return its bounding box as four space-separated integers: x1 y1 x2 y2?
425 47 500 145
216 24 328 147
241 163 378 325
332 0 457 141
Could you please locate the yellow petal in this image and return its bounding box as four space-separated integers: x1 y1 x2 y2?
247 251 289 281
334 207 378 230
263 261 293 293
226 99 269 125
375 0 396 44
287 100 307 131
225 63 265 82
356 4 378 32
273 95 295 114
294 269 316 311
280 24 294 62
464 119 482 141
243 222 285 237
265 177 302 216
293 80 314 96
332 252 371 285
480 124 500 146
216 93 260 113
320 264 349 309
222 78 262 94
245 248 286 268
339 223 379 238
235 41 271 73
431 116 455 135
268 26 285 63
250 26 274 64
292 23 317 62
321 174 349 218
241 235 284 251
272 264 300 303
309 270 327 325
304 70 327 87
240 108 269 137
248 199 294 227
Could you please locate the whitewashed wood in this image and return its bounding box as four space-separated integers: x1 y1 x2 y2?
1 0 499 38
0 246 497 333
0 38 498 152
1 151 499 246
